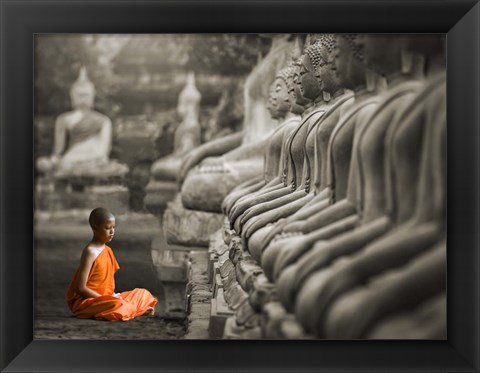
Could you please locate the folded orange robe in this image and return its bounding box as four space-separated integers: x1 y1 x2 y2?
67 245 157 321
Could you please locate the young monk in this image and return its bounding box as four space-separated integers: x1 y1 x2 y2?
66 207 158 321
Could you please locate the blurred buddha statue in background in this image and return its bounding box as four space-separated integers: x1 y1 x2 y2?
150 71 202 181
144 71 203 214
36 67 128 178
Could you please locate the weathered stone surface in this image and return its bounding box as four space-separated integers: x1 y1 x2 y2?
184 249 212 339
224 284 248 310
223 317 261 339
235 298 258 327
181 160 264 213
236 259 263 292
209 288 235 339
144 179 178 216
163 195 224 247
219 259 235 279
127 162 152 211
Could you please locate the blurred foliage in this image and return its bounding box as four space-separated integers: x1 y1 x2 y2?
35 34 271 117
182 34 270 75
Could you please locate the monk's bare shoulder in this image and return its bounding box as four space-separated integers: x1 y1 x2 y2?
81 244 104 261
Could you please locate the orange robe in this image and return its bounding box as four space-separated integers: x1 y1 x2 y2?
66 245 158 321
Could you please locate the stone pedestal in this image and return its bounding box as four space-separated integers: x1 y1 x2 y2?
163 195 225 247
151 231 191 319
144 179 178 215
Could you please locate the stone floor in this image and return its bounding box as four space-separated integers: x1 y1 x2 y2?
34 211 187 340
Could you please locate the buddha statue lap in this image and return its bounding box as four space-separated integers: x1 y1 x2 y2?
273 34 428 314
365 292 446 339
36 67 129 213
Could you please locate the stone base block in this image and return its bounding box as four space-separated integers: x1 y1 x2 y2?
163 195 224 247
209 288 234 339
212 273 223 298
161 281 187 319
144 179 178 216
207 253 218 285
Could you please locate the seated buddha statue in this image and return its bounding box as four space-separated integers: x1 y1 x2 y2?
222 65 304 217
273 34 427 312
228 36 339 224
259 35 388 280
226 55 314 229
144 72 202 213
150 71 202 181
178 34 297 214
239 35 357 262
319 37 446 339
36 67 128 178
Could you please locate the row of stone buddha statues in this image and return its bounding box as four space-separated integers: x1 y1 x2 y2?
168 34 446 339
34 33 446 338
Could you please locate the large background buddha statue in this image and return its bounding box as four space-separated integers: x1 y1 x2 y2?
36 67 128 178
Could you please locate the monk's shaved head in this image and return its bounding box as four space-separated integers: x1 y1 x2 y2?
89 207 115 228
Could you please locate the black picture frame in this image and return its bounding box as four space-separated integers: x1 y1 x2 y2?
1 0 479 372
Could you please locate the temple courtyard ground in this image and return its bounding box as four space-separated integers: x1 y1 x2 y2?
34 211 187 340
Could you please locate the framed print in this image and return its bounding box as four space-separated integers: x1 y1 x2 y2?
1 0 479 372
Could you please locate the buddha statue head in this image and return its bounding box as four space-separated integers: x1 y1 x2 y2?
267 83 280 120
177 71 201 120
335 34 367 90
363 34 406 77
315 34 342 94
273 64 296 118
70 67 95 111
298 42 323 101
293 56 312 108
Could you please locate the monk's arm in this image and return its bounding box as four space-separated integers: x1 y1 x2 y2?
75 248 102 299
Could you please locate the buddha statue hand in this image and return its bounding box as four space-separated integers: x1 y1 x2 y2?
197 163 230 174
270 230 302 244
261 218 289 249
177 131 244 185
178 148 205 185
282 220 307 234
249 282 278 312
